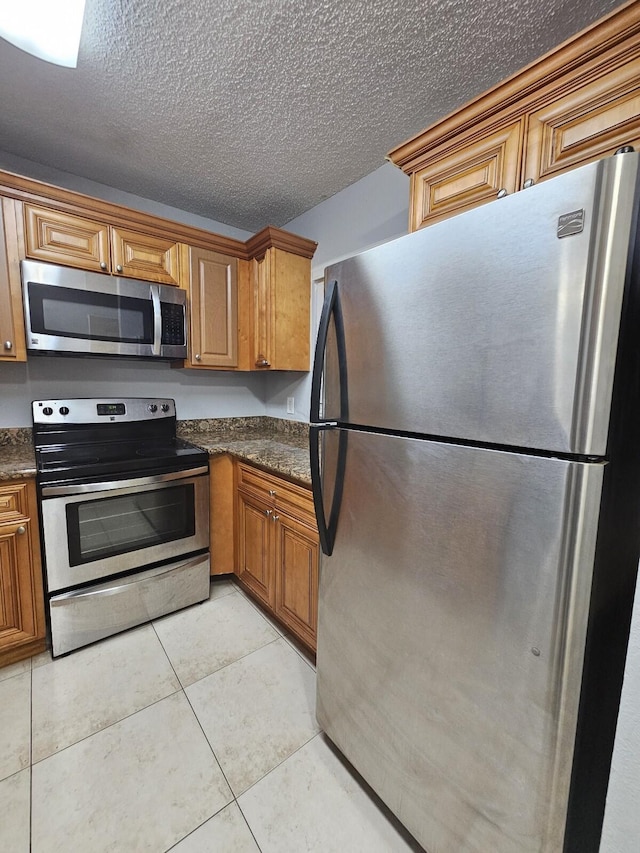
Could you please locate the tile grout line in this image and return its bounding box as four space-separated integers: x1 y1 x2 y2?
29 684 184 768
29 656 33 853
237 729 323 801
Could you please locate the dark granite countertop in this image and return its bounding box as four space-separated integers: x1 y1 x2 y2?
178 417 311 486
0 429 37 480
0 418 310 485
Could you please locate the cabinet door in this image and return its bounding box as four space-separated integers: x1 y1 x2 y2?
0 482 46 667
0 198 27 361
409 120 524 230
24 204 110 271
524 62 640 185
188 247 238 368
110 227 182 286
251 248 311 371
274 512 318 651
236 489 275 608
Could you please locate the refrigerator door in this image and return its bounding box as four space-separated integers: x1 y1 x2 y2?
320 153 640 456
316 428 604 853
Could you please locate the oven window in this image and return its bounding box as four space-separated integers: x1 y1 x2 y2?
28 283 154 343
65 484 195 565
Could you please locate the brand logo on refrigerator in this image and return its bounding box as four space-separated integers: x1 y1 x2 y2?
557 209 585 238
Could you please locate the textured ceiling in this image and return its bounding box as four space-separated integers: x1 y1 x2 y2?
0 0 626 231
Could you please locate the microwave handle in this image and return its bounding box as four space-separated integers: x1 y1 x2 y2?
151 285 162 356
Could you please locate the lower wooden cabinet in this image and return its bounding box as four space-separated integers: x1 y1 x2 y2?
235 461 319 651
0 479 47 667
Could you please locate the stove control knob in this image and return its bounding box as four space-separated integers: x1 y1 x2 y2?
59 406 69 416
148 404 158 413
42 406 53 416
161 403 170 413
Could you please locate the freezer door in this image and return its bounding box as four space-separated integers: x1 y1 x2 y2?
321 153 640 455
316 429 604 853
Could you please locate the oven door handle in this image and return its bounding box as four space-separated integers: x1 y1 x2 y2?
40 465 209 497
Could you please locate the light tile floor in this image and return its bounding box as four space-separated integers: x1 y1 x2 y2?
0 578 424 852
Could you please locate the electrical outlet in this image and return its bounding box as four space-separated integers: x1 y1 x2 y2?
286 396 295 414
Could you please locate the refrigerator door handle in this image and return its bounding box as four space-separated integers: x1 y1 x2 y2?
310 279 348 423
310 424 347 556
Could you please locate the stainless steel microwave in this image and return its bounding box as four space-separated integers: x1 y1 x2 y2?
21 260 187 360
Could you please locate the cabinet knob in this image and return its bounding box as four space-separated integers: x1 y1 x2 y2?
194 354 201 361
268 489 276 497
17 525 26 535
100 261 107 270
255 357 271 368
273 515 280 522
3 340 12 351
523 178 535 189
497 188 508 199
265 509 272 517
615 145 635 154
116 264 123 273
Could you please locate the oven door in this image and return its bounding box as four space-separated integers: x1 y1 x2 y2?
41 468 209 592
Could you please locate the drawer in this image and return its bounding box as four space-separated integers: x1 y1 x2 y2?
0 482 29 521
236 462 316 526
49 553 210 656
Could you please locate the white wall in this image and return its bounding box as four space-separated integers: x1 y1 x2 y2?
265 162 409 422
0 150 252 241
0 358 267 427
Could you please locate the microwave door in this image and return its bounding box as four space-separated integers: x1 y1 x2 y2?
22 260 156 357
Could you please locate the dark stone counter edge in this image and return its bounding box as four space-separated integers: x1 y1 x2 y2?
0 417 311 485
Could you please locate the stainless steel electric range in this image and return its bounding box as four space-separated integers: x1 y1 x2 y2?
33 398 210 656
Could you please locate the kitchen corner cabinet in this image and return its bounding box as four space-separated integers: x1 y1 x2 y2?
251 247 311 371
0 479 47 667
235 462 319 651
0 197 27 362
186 246 238 368
23 203 183 285
389 1 640 230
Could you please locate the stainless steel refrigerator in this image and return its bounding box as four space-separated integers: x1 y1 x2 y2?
309 151 640 853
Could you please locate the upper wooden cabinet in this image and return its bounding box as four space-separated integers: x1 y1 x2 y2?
410 120 524 229
389 0 640 231
0 198 27 362
24 204 110 271
110 226 181 285
250 245 312 371
187 246 238 369
23 204 183 285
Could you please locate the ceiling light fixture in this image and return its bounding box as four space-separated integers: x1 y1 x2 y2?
0 0 86 68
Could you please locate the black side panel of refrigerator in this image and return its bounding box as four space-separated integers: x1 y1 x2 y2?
564 198 640 851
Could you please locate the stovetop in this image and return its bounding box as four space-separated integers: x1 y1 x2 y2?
33 398 208 486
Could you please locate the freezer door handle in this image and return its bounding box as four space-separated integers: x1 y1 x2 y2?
310 279 348 423
310 424 347 556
